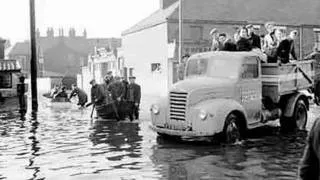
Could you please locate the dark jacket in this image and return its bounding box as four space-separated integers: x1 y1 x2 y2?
126 83 141 104
122 80 129 100
221 39 237 51
108 81 125 101
277 38 297 63
91 84 105 105
70 87 88 105
249 33 261 49
299 118 320 180
236 38 252 51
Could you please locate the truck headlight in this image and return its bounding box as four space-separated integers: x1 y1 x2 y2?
199 110 208 120
151 105 160 115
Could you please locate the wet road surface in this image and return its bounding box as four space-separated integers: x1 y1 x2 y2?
0 95 319 180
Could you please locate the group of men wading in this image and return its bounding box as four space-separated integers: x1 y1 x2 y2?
88 71 141 121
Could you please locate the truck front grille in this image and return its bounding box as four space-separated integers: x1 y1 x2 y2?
169 91 187 121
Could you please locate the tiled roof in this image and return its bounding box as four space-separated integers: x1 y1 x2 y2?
122 1 179 35
8 37 121 57
0 60 21 72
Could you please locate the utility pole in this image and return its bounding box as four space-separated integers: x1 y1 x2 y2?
29 0 38 111
178 0 183 64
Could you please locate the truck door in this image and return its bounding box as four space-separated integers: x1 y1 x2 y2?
239 57 262 124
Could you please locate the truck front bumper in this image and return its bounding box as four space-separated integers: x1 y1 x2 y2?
149 125 213 137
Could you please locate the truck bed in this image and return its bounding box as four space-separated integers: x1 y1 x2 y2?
261 60 315 103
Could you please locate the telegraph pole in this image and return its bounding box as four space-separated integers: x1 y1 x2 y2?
29 0 38 111
178 0 183 64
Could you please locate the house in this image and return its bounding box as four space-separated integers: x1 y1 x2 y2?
9 28 121 78
121 0 320 96
0 39 22 99
77 47 120 97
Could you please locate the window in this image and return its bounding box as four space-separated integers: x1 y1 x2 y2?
0 73 12 88
151 63 161 73
314 29 320 50
189 26 203 41
241 59 259 79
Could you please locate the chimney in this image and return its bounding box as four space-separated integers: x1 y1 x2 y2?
160 0 177 9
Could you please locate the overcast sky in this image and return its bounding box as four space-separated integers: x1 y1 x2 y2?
0 0 159 43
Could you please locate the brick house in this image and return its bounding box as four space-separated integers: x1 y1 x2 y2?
9 28 121 78
122 0 320 95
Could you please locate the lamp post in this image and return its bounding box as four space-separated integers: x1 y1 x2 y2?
29 0 38 111
178 0 183 64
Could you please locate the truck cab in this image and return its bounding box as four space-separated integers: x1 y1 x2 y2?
150 51 314 143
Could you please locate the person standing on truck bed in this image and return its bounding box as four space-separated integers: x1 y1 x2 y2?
210 28 220 51
263 22 278 63
277 30 298 64
246 24 261 49
218 33 237 51
298 118 320 180
236 27 252 51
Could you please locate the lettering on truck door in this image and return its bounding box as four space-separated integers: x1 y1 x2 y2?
239 57 262 124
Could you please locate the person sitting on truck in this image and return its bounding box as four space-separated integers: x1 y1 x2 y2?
263 22 278 63
276 30 298 64
246 24 261 49
210 28 220 51
218 33 237 51
236 27 252 51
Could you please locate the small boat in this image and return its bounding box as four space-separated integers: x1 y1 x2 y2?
42 93 73 108
95 102 118 119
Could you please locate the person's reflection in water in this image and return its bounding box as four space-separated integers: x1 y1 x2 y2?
25 111 42 180
89 120 143 162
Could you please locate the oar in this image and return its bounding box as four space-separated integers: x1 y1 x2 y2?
90 104 96 119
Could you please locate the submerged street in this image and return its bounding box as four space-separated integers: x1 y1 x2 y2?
0 95 319 180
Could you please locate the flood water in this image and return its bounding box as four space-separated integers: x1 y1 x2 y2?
0 95 319 180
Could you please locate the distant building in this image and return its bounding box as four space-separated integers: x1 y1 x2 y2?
122 0 320 95
9 28 121 78
77 47 120 97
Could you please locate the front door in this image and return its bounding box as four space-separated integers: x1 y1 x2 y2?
239 57 262 124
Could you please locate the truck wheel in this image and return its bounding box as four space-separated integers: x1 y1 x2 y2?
293 100 307 130
224 113 242 144
280 100 307 131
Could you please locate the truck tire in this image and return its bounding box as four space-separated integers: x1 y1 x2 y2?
280 100 307 131
223 113 243 144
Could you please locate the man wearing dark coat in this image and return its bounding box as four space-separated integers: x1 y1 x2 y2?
299 118 320 180
89 79 105 106
246 24 261 49
108 76 125 120
126 76 141 121
69 84 88 108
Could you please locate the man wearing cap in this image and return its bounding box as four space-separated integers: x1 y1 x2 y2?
126 76 141 121
89 79 105 106
246 24 261 49
210 28 220 51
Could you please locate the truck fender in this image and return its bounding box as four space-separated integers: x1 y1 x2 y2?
194 99 248 133
282 93 309 118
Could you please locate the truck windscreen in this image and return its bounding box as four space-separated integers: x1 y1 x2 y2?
186 57 240 79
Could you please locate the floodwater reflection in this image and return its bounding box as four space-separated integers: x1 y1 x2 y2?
0 98 318 179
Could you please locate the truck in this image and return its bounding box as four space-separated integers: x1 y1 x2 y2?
150 51 319 143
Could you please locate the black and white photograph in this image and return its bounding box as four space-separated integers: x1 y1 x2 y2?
0 0 320 179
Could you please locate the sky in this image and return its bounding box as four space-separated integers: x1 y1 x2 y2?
0 0 159 43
